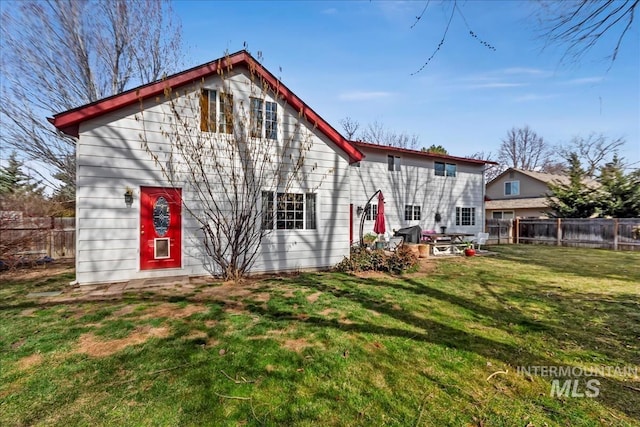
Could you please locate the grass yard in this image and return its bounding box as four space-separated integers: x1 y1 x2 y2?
1 245 639 426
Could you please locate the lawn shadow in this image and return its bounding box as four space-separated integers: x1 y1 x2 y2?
259 273 640 421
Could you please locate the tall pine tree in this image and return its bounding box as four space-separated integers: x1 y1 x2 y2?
546 153 600 218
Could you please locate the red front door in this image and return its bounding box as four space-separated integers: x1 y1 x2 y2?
140 186 182 270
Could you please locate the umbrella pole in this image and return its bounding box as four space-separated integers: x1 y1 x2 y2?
359 189 381 247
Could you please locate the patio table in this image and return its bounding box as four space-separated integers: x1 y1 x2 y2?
422 233 474 255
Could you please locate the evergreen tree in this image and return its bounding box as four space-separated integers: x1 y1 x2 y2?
422 145 449 155
546 153 599 218
598 156 640 217
0 152 31 195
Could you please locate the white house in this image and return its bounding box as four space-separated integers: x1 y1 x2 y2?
52 51 491 285
350 142 488 243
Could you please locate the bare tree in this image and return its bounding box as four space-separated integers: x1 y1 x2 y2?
537 0 638 64
361 120 420 150
340 117 361 140
468 151 503 182
138 63 331 281
560 133 626 178
497 126 554 171
0 0 184 195
409 0 636 73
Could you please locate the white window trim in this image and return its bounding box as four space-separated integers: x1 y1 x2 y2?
456 207 476 226
404 204 421 221
203 88 234 134
492 210 515 219
249 96 278 140
435 161 457 177
388 155 401 172
261 190 318 231
504 180 520 196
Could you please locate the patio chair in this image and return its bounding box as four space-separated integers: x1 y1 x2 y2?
388 236 404 251
472 232 489 251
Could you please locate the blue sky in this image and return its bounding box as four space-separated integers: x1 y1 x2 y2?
175 0 639 167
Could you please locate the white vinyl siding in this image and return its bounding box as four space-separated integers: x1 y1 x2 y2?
351 150 484 236
75 69 350 284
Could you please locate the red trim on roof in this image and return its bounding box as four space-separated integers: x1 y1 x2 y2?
51 50 363 163
352 141 497 165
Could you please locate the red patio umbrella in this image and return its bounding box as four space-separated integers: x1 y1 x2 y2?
373 192 385 235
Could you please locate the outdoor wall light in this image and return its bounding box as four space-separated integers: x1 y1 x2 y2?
435 212 442 223
357 206 364 216
124 188 134 207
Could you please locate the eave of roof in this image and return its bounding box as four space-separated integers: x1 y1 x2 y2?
485 197 549 209
352 141 497 166
50 50 364 163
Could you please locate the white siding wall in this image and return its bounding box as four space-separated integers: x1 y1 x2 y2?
351 148 485 240
75 69 350 284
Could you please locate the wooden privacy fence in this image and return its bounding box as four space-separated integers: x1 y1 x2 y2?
0 216 75 259
485 219 514 244
485 218 640 251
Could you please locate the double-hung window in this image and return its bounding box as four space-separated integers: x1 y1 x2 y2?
201 89 233 134
404 205 421 221
265 101 277 140
261 191 317 230
388 155 401 171
504 181 520 196
249 97 277 140
365 204 378 221
250 97 263 138
435 161 456 177
455 207 476 226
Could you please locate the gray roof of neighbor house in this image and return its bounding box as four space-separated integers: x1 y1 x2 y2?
485 197 548 210
488 168 599 188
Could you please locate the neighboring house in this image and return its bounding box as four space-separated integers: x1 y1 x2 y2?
51 50 492 285
350 142 491 242
485 168 582 218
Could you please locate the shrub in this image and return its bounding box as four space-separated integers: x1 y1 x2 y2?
335 245 418 274
384 245 418 274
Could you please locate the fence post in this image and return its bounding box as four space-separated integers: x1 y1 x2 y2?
48 216 54 257
556 218 562 246
515 218 520 244
613 218 619 251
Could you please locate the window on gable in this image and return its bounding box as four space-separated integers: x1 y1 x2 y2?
201 89 233 134
249 98 277 140
219 92 233 134
504 181 520 196
365 204 378 221
404 205 421 221
265 101 277 140
456 207 476 226
200 89 216 132
261 192 317 230
250 97 263 138
435 161 456 177
388 155 401 171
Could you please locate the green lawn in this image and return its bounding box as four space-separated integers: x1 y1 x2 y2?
1 245 639 426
